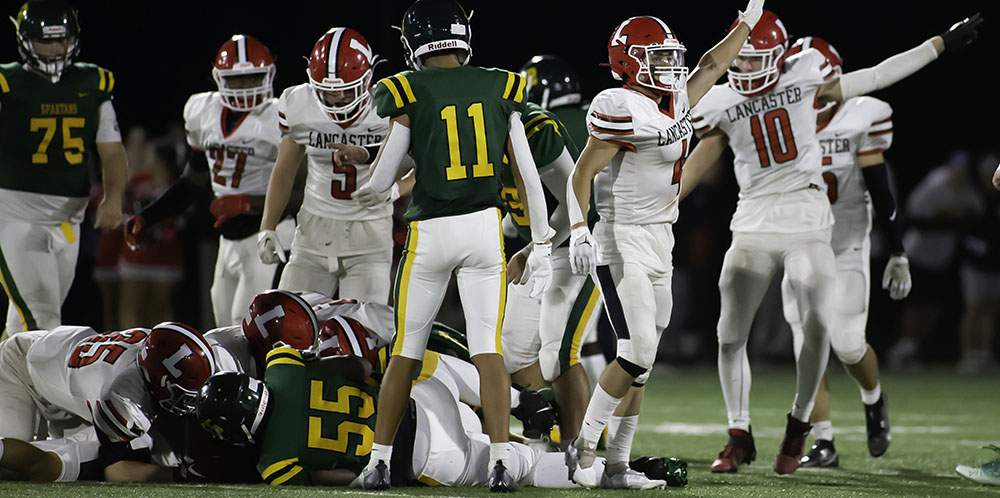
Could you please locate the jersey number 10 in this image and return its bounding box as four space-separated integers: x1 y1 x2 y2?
749 109 799 168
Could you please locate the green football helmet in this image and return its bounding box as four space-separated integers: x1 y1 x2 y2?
399 0 472 70
519 55 582 109
10 0 80 82
195 372 271 447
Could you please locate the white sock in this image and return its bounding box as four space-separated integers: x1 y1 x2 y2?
369 443 392 470
812 420 834 441
861 381 881 405
490 442 512 467
606 415 638 472
580 384 623 446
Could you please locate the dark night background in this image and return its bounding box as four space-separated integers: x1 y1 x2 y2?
2 0 997 364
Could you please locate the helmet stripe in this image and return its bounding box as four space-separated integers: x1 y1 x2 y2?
236 35 247 64
153 322 217 373
334 316 364 356
328 28 343 79
800 36 813 49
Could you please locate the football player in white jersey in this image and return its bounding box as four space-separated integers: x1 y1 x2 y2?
0 322 216 480
679 10 982 475
564 2 766 489
777 37 908 468
259 27 404 304
125 34 289 327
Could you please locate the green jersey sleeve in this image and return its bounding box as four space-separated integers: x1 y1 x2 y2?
374 72 418 119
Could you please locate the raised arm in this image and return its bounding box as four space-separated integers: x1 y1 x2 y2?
687 0 764 106
817 13 983 105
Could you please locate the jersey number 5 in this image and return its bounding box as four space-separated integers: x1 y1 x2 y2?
307 380 375 456
441 102 494 181
749 109 798 168
330 156 357 200
30 117 86 165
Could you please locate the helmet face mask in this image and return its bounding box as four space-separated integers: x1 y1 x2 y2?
635 43 687 93
212 34 276 112
11 0 80 82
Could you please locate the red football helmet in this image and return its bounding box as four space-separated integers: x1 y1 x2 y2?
608 16 687 95
212 34 276 112
727 10 789 96
137 322 217 416
308 27 378 124
318 315 378 367
787 36 843 112
242 290 319 372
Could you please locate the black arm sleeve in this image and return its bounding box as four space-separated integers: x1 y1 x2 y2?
96 429 152 470
860 163 905 254
362 144 380 165
138 177 204 226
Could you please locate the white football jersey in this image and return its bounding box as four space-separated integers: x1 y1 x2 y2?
26 326 156 444
301 291 393 346
278 84 391 221
183 92 281 197
693 49 836 232
204 325 256 377
586 87 693 225
817 96 893 240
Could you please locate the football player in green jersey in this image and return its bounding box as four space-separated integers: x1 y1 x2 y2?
0 0 127 334
350 0 555 491
520 55 589 151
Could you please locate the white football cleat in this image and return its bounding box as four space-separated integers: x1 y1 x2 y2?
600 468 667 490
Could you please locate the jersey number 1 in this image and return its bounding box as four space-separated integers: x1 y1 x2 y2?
749 109 798 168
441 102 494 180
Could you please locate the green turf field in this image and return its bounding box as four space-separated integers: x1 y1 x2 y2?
2 364 996 497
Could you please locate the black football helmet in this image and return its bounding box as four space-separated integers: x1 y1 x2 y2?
10 0 80 82
399 0 472 70
519 55 582 109
195 372 271 447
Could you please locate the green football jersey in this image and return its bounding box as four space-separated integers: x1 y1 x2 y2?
374 66 530 221
257 347 379 486
499 102 579 244
550 103 589 153
0 62 114 197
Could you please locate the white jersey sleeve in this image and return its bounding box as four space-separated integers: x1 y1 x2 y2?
204 325 257 377
586 88 692 225
183 92 212 151
279 84 391 221
309 296 394 346
858 99 893 156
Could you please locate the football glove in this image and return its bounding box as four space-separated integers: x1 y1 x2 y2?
210 194 253 228
738 0 765 30
352 183 400 208
629 456 688 488
941 13 984 52
569 226 600 275
510 385 558 440
882 253 912 300
123 214 145 251
257 229 287 264
524 241 553 298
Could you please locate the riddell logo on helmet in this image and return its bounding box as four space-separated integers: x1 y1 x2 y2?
427 40 461 51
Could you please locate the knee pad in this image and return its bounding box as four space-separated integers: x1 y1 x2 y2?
615 356 648 379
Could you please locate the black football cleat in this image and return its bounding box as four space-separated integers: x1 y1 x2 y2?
865 394 891 457
800 439 839 468
629 456 688 487
488 460 519 492
350 460 390 490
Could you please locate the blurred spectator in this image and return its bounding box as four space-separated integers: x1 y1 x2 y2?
956 152 1000 374
889 150 979 369
116 136 186 328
